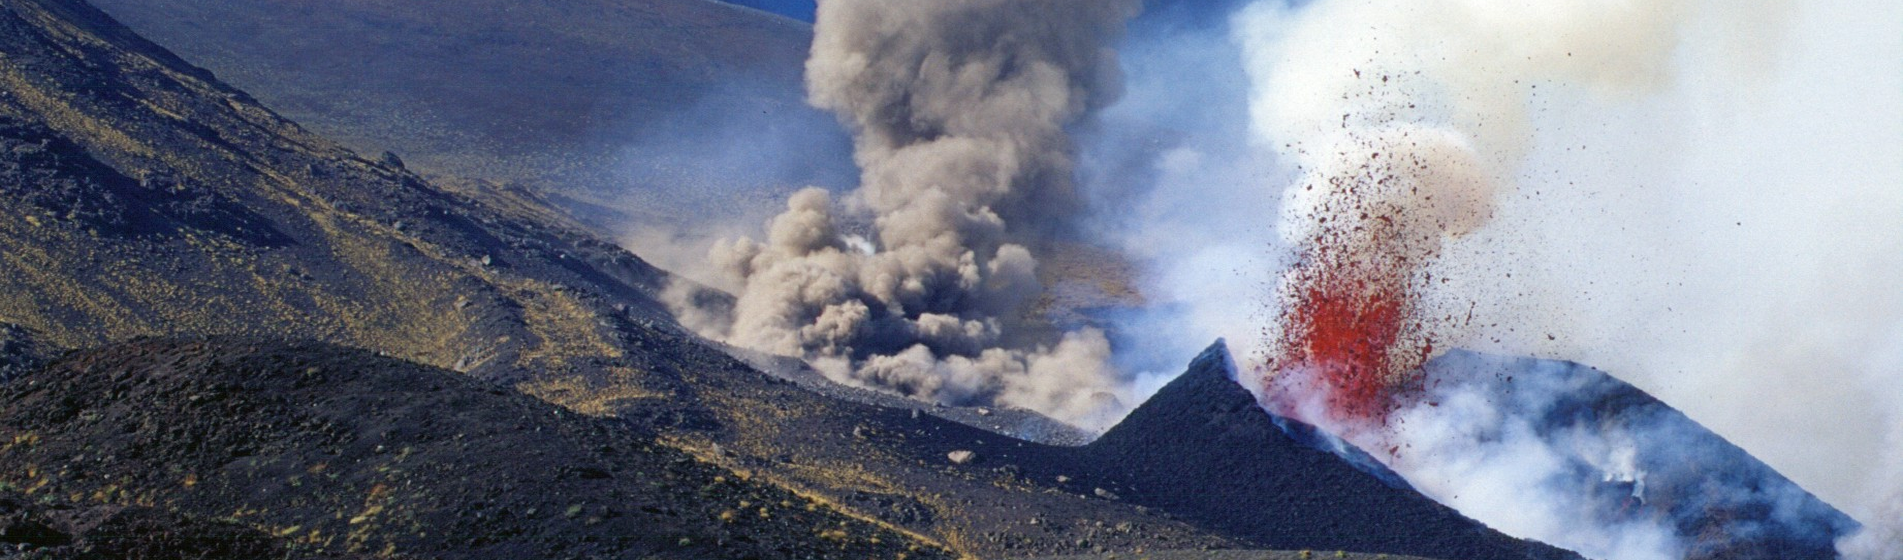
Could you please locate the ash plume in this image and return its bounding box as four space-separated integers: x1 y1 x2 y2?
668 0 1141 430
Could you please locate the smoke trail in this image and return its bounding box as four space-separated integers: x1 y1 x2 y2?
1069 0 1273 398
667 0 1141 430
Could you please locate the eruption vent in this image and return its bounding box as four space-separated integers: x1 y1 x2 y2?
670 0 1141 429
1242 0 1691 437
1265 125 1496 429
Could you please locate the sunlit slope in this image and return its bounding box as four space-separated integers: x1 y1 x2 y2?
0 0 676 386
0 4 1233 557
86 0 836 229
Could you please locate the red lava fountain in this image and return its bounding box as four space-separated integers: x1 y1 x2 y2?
1257 131 1492 434
1265 234 1434 432
1270 249 1427 425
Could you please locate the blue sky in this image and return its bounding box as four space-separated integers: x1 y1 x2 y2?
720 0 815 22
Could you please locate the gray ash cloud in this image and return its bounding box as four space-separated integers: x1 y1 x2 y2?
669 0 1142 430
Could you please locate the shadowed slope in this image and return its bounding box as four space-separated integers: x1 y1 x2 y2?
0 337 954 559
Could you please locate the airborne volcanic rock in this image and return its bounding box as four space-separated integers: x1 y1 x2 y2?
1075 341 1580 560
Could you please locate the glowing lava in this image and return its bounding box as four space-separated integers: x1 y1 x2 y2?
1265 239 1432 430
1257 128 1491 433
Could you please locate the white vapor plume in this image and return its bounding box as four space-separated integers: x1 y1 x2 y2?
1218 0 1903 557
1840 490 1903 560
668 0 1142 430
1380 353 1857 560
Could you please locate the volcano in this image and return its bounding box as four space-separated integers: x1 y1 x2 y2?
0 0 1873 558
1072 342 1862 560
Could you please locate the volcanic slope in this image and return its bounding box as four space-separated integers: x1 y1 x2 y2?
85 0 846 230
0 336 953 559
0 2 1242 557
83 0 1149 320
0 493 370 559
0 0 696 388
1416 350 1860 560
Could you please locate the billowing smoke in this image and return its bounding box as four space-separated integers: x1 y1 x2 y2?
1210 0 1903 557
668 0 1142 430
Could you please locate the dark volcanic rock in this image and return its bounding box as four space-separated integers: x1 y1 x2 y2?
0 491 365 560
66 506 292 559
0 115 288 245
1077 341 1579 560
0 492 68 548
1418 350 1860 560
0 323 53 383
0 337 954 560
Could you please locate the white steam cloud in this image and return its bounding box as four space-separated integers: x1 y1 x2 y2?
1205 0 1903 556
1840 490 1903 560
669 0 1142 430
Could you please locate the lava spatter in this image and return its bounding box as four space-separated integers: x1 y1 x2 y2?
1268 247 1429 426
1258 124 1495 433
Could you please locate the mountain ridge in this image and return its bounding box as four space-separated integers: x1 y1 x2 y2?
87 0 848 232
1413 349 1861 560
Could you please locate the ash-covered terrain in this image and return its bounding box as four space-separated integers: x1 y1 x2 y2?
0 337 951 559
0 0 1878 559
